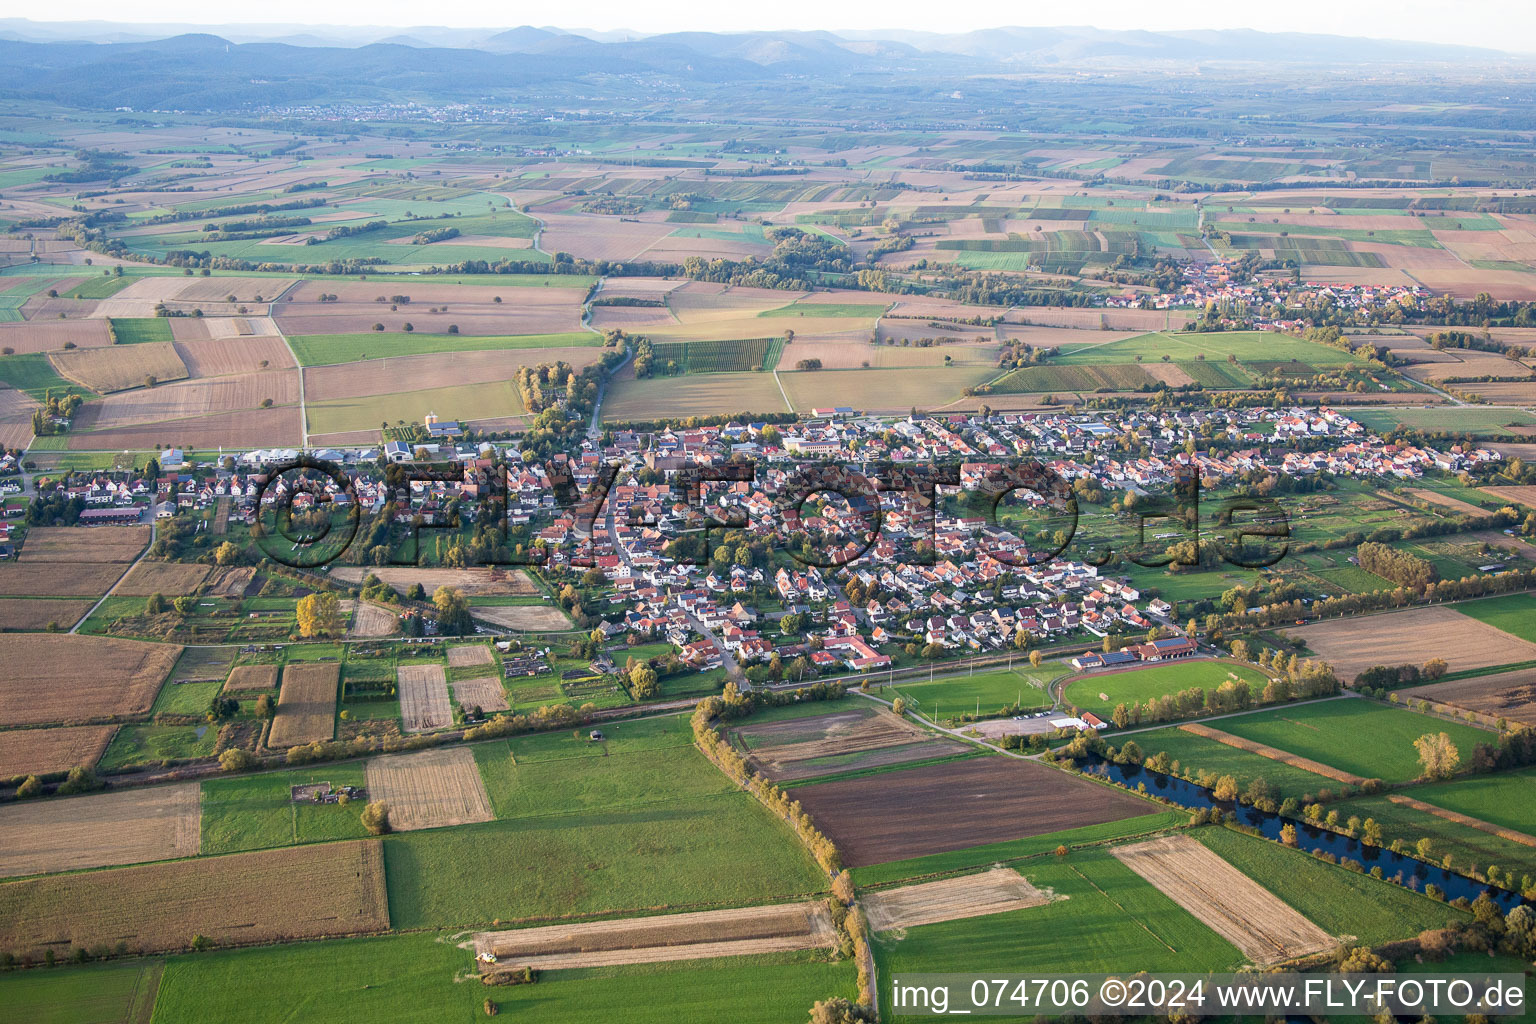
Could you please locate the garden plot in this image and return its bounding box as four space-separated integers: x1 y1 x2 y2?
223 664 280 692
446 644 495 668
449 676 509 714
344 600 399 638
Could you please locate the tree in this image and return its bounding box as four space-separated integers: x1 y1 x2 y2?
57 766 101 795
1230 639 1251 662
891 697 909 716
214 541 240 565
360 801 392 835
296 591 342 638
1414 732 1461 780
207 695 238 722
433 585 474 636
1112 703 1130 729
219 747 258 772
255 693 276 719
1212 775 1239 801
146 591 168 614
15 775 42 798
1028 650 1044 668
172 595 196 616
1422 657 1448 680
809 998 871 1024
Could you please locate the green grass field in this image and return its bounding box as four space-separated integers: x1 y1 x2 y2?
1195 826 1468 945
379 716 825 928
64 275 137 300
287 331 597 366
1132 725 1344 800
148 679 223 716
98 723 217 771
200 763 371 855
1054 331 1357 367
1214 699 1495 783
1335 792 1536 883
142 931 852 1024
759 301 886 319
875 847 1246 997
1394 766 1536 836
852 810 1185 887
0 352 95 400
108 318 175 345
892 664 1065 718
1454 593 1536 644
650 337 778 374
0 959 162 1024
1352 407 1536 435
1063 661 1270 716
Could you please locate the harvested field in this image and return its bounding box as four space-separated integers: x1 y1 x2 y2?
267 663 339 747
473 900 835 970
0 319 112 354
1402 352 1532 382
0 839 389 956
602 372 788 421
224 664 280 692
471 604 572 631
0 783 199 878
202 566 257 598
1143 362 1197 387
1404 488 1487 516
1177 723 1368 785
1456 381 1536 404
329 566 534 596
0 388 38 449
735 706 967 781
0 634 179 726
1411 667 1536 726
0 598 92 630
364 747 493 832
275 287 583 337
20 525 149 562
789 758 1153 867
1481 485 1536 508
862 867 1053 930
345 600 398 638
1387 794 1536 847
1290 606 1536 679
450 676 509 714
303 347 600 402
0 562 127 597
50 342 188 393
66 405 303 450
71 371 299 432
779 367 995 413
398 663 451 733
1112 835 1334 966
172 335 294 378
0 724 115 780
114 561 211 597
446 644 494 668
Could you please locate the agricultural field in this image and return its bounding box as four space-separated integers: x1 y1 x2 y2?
1289 606 1536 680
0 723 115 780
199 763 371 855
113 561 210 597
1453 593 1536 644
1410 667 1536 726
1210 698 1495 784
1110 834 1333 964
330 566 539 597
19 526 149 562
0 959 162 1024
731 705 969 781
789 757 1155 866
0 634 179 727
0 597 94 630
1387 766 1536 838
0 839 389 958
397 663 451 732
1130 726 1347 801
50 341 188 393
1063 660 1269 716
0 783 200 878
267 663 340 747
363 747 493 832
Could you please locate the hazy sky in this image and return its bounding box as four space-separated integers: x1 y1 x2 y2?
29 0 1536 53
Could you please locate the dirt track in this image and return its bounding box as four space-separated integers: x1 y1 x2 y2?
1112 835 1334 966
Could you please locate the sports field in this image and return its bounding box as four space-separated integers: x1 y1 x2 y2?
892 664 1064 716
1063 660 1270 716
